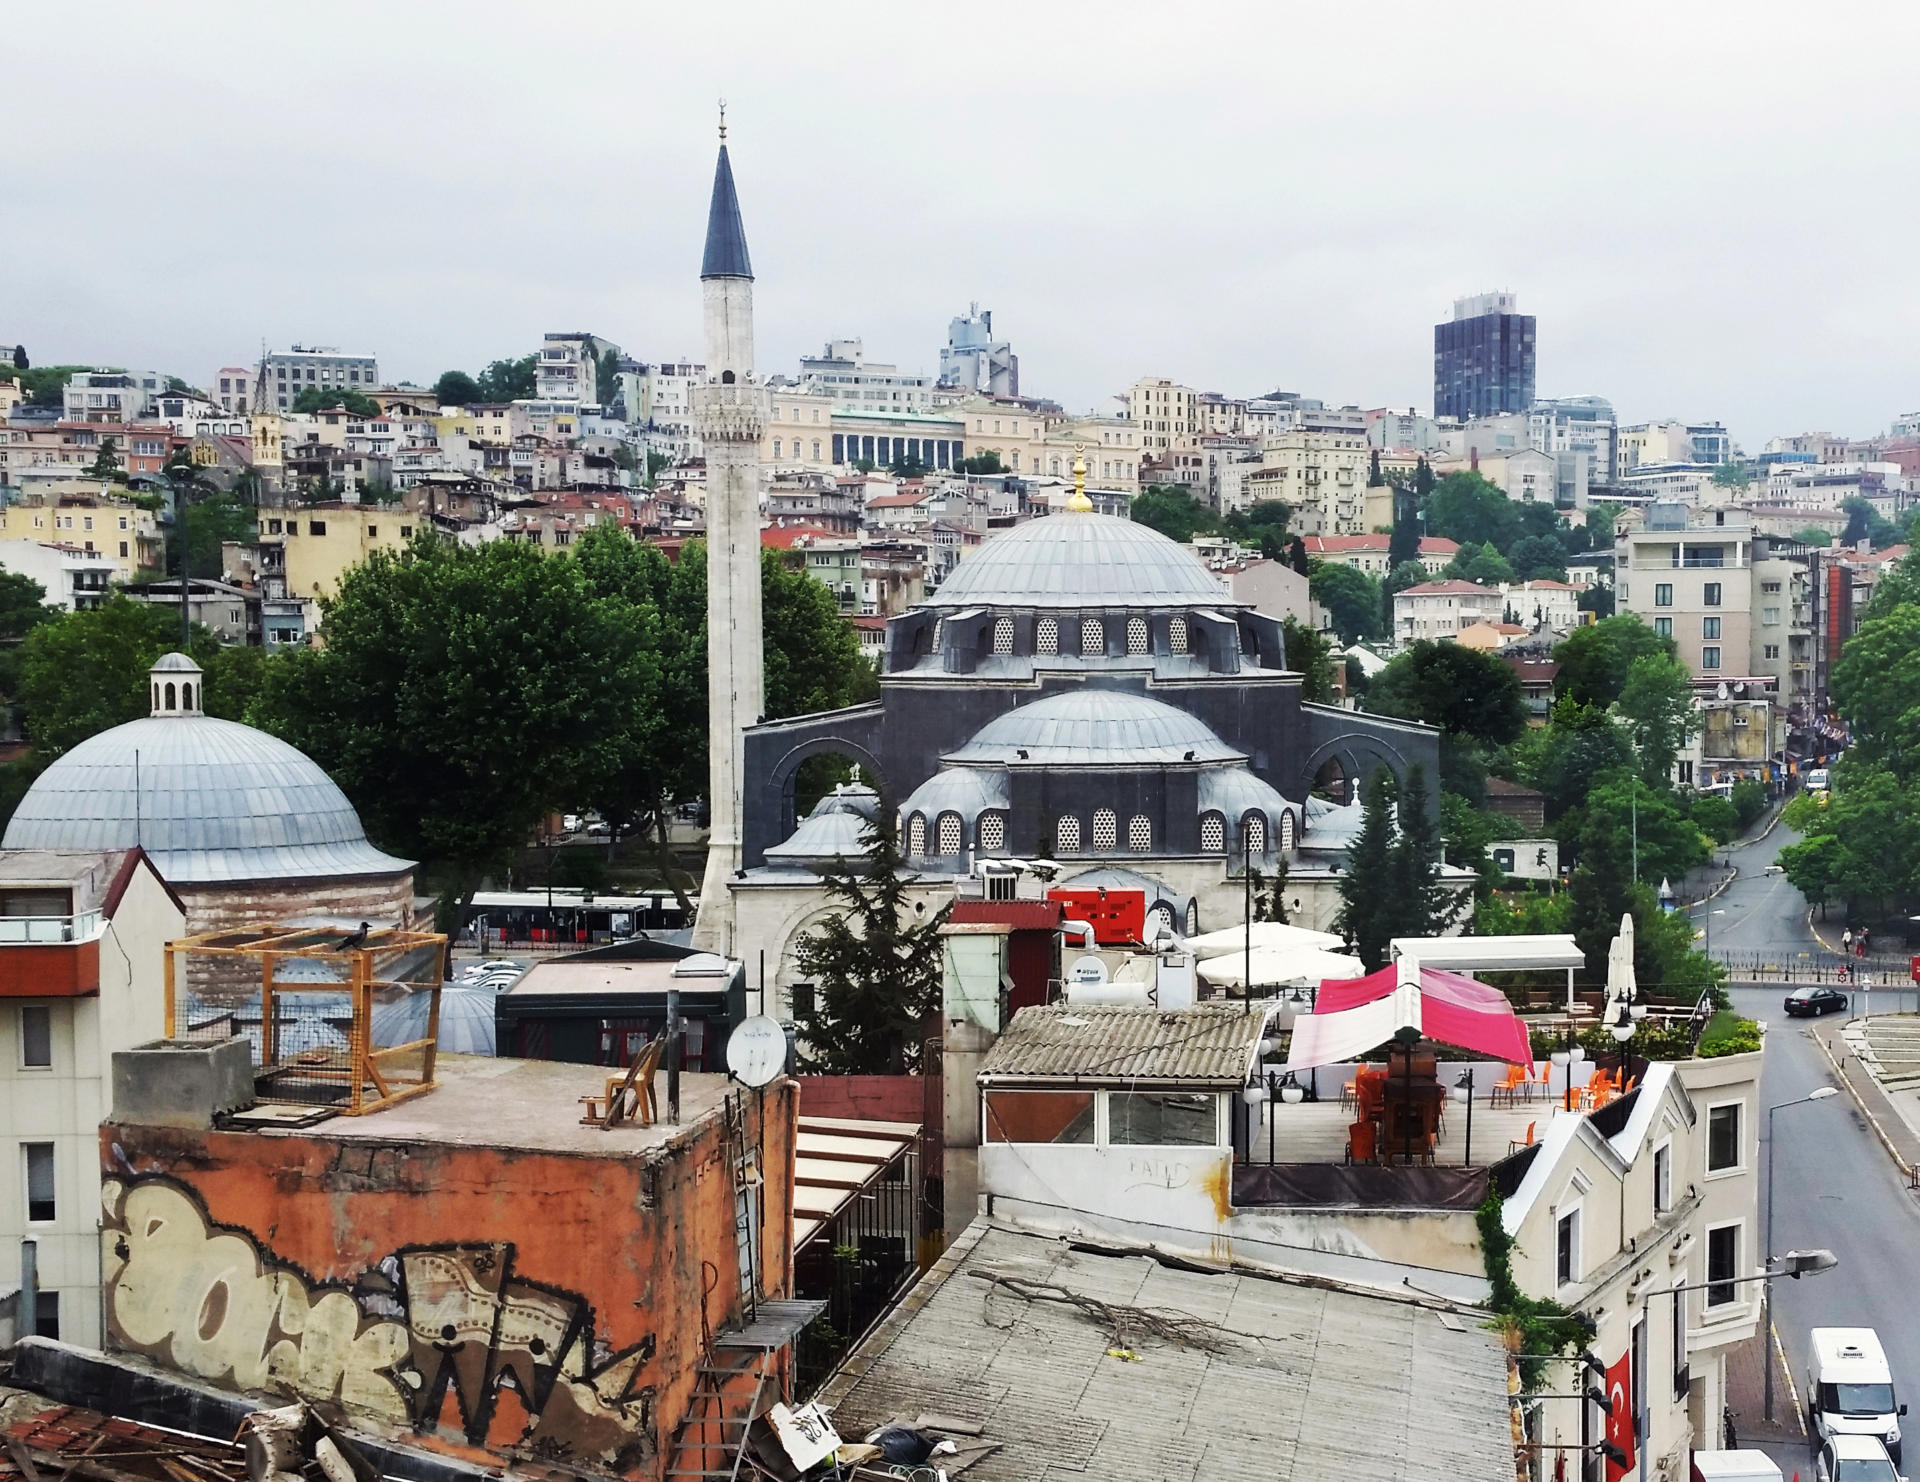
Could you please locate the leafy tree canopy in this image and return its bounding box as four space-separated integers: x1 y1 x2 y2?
1842 494 1901 550
1426 472 1521 551
1308 561 1382 643
1130 485 1214 545
1831 604 1920 780
434 370 481 405
1280 617 1333 703
1551 614 1676 707
956 451 1003 475
17 597 195 756
290 386 380 417
1366 640 1528 749
1793 525 1834 548
1508 533 1569 582
476 355 538 402
1616 651 1699 786
1445 542 1515 587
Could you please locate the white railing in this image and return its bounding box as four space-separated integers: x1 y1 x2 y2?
0 911 103 944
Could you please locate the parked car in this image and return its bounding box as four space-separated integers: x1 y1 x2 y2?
1814 1433 1902 1482
1786 986 1850 1017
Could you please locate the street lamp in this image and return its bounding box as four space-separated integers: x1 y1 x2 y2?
1697 907 1726 959
1764 1086 1840 1420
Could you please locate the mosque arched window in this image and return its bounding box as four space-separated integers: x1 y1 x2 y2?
1056 815 1081 853
1081 617 1104 655
1279 810 1296 852
151 684 160 711
937 812 963 855
1092 809 1117 851
907 813 927 857
181 683 193 710
1242 813 1267 855
1168 616 1189 655
992 616 1014 654
1036 617 1059 655
1199 812 1226 853
1127 618 1149 656
1127 815 1151 852
164 682 176 709
1184 901 1200 935
977 812 1005 852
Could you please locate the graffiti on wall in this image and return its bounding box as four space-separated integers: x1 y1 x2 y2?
101 1178 658 1470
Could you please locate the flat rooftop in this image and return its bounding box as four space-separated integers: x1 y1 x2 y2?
245 1054 742 1158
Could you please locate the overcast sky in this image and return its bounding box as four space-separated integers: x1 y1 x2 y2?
7 1 1918 450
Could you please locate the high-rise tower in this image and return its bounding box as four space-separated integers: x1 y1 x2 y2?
1433 291 1536 421
690 120 767 954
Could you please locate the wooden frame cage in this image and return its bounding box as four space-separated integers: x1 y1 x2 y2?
164 921 449 1115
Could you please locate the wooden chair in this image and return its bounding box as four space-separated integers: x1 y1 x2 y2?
1340 1078 1358 1111
1507 1121 1537 1156
580 1036 666 1128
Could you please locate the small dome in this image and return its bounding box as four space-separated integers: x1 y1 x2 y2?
926 512 1229 610
150 652 203 674
1198 769 1298 825
4 715 413 885
765 784 879 867
899 768 1009 823
947 689 1242 767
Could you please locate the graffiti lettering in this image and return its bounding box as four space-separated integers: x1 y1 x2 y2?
1124 1157 1195 1192
101 1178 657 1470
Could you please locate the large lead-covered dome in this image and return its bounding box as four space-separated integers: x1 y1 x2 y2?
926 512 1229 609
945 688 1243 766
4 655 412 885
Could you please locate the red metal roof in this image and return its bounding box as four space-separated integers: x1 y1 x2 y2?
950 899 1064 931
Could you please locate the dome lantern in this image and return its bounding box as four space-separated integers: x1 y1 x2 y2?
149 652 204 718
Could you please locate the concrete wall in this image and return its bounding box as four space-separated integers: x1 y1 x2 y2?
97 1083 798 1481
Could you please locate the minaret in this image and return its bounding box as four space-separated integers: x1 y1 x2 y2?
690 112 767 954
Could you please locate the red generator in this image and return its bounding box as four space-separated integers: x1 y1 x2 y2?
1046 887 1146 946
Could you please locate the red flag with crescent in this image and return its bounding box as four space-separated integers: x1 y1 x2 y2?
1604 1349 1636 1482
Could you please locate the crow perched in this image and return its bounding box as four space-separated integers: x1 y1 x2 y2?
336 921 372 952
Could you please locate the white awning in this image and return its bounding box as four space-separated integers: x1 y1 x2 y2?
1285 977 1422 1070
1183 922 1346 959
1390 934 1584 971
1196 946 1365 990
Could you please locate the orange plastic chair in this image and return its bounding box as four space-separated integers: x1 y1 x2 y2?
1508 1121 1537 1155
1346 1120 1378 1165
1492 1065 1526 1108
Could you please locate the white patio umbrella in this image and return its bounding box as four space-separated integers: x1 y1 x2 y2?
1183 921 1346 959
1605 910 1639 1028
1196 945 1366 991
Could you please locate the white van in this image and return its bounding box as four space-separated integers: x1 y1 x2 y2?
1693 1450 1784 1481
1806 767 1832 793
1808 1328 1905 1462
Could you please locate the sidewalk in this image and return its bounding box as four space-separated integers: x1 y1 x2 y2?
1815 1022 1920 1179
1725 1326 1805 1449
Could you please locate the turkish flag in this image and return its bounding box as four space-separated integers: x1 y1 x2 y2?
1605 1349 1636 1482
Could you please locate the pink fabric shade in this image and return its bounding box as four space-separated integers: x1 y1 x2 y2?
1284 963 1533 1070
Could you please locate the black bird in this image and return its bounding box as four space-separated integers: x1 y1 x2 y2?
336 921 372 952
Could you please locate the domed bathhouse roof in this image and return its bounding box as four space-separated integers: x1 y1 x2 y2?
898 768 1010 825
3 656 413 885
946 688 1242 768
925 512 1229 610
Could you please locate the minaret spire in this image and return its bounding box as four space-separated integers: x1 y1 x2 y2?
689 125 766 954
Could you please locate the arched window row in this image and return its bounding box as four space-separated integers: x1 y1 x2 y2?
927 612 1209 660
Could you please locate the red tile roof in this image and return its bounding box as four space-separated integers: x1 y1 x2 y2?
1304 534 1460 556
1399 579 1499 595
760 525 843 549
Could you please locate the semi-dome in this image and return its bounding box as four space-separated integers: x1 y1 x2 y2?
926 512 1229 609
5 659 413 885
946 688 1243 767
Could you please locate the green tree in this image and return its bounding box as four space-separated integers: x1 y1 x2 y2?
1390 764 1455 938
1516 695 1638 822
645 449 673 484
1414 456 1435 501
201 645 269 720
1426 472 1521 551
1129 485 1214 544
1508 534 1569 582
290 386 380 417
1572 773 1708 889
597 347 622 409
0 571 56 645
476 355 538 402
1365 640 1528 749
88 436 124 480
1308 562 1382 642
1565 804 1635 981
1616 652 1698 786
1335 766 1399 970
1776 831 1845 915
434 370 481 405
1382 558 1428 599
1730 778 1768 831
1842 495 1899 550
956 451 1003 475
16 597 184 755
790 808 952 1073
1552 614 1675 707
248 536 660 917
1577 584 1615 619
1287 536 1310 575
1691 794 1738 844
1831 604 1920 778
1442 790 1522 895
9 346 24 370
763 547 867 717
1280 618 1334 703
1368 449 1383 486
1388 483 1421 571
1792 526 1834 548
1709 462 1750 489
1446 544 1514 587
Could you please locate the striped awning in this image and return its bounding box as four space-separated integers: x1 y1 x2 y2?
791 1115 918 1252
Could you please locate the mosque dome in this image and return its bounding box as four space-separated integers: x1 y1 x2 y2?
925 512 1229 610
945 688 1243 767
3 654 412 885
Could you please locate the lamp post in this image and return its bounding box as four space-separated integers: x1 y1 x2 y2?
1452 1068 1475 1167
1764 1087 1840 1420
1698 907 1726 961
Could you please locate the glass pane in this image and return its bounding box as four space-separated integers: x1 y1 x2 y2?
22 1005 52 1067
984 1090 1094 1144
1109 1091 1217 1146
1708 1105 1739 1170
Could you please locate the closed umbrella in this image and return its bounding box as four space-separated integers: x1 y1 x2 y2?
1183 922 1345 959
1196 945 1365 991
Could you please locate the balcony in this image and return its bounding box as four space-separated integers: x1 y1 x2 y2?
0 911 106 997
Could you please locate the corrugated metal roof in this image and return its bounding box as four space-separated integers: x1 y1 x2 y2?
978 1003 1265 1084
818 1222 1516 1482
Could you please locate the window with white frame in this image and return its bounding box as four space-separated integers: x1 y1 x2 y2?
1128 814 1151 851
1555 1205 1581 1288
992 616 1014 654
937 812 963 855
1168 616 1189 654
977 812 1005 852
1706 1223 1739 1306
1200 813 1226 852
1036 617 1059 655
1653 1140 1671 1215
1092 809 1117 850
1707 1103 1741 1172
1081 617 1104 654
1056 815 1081 852
907 814 926 856
24 1142 55 1222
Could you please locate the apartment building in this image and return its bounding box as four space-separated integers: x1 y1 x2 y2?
1619 420 1733 472
249 502 422 601
1257 408 1384 535
1303 533 1459 577
262 346 379 410
535 331 620 405
1531 395 1618 486
1364 406 1441 452
799 338 934 411
0 493 162 582
1394 578 1505 643
211 366 254 413
61 370 164 425
2 848 184 1346
0 540 114 611
1128 377 1199 454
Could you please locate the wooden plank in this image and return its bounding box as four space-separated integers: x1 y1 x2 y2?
793 1158 869 1189
797 1115 921 1138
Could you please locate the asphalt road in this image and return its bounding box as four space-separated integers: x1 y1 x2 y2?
1686 819 1920 1448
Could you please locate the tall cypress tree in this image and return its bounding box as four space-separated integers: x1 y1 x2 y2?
1336 767 1399 970
1567 807 1636 983
1390 764 1456 938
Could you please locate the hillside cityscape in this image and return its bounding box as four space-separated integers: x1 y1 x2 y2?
5 15 1920 1482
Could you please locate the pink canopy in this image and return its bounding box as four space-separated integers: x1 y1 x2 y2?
1283 962 1533 1070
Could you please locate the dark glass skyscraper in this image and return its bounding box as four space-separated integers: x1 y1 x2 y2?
1433 292 1535 420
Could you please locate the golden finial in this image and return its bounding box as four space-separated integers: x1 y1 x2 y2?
718 99 728 142
1066 444 1093 513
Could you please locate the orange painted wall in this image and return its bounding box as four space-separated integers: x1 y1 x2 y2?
99 1081 795 1480
0 939 99 996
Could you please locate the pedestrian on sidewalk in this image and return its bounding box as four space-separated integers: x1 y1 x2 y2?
1843 927 1855 956
1859 927 1871 958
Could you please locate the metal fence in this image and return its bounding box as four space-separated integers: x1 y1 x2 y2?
1711 949 1912 985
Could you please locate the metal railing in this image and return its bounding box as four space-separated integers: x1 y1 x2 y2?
1712 948 1910 983
0 911 104 944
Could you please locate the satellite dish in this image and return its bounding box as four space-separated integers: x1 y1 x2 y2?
727 1015 787 1088
1068 954 1111 986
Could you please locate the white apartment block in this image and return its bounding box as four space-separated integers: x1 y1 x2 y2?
1129 377 1200 453
211 366 254 414
61 371 164 425
799 339 933 411
535 332 620 406
263 347 379 410
1365 407 1441 452
1394 578 1504 644
0 540 115 611
1620 420 1732 472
